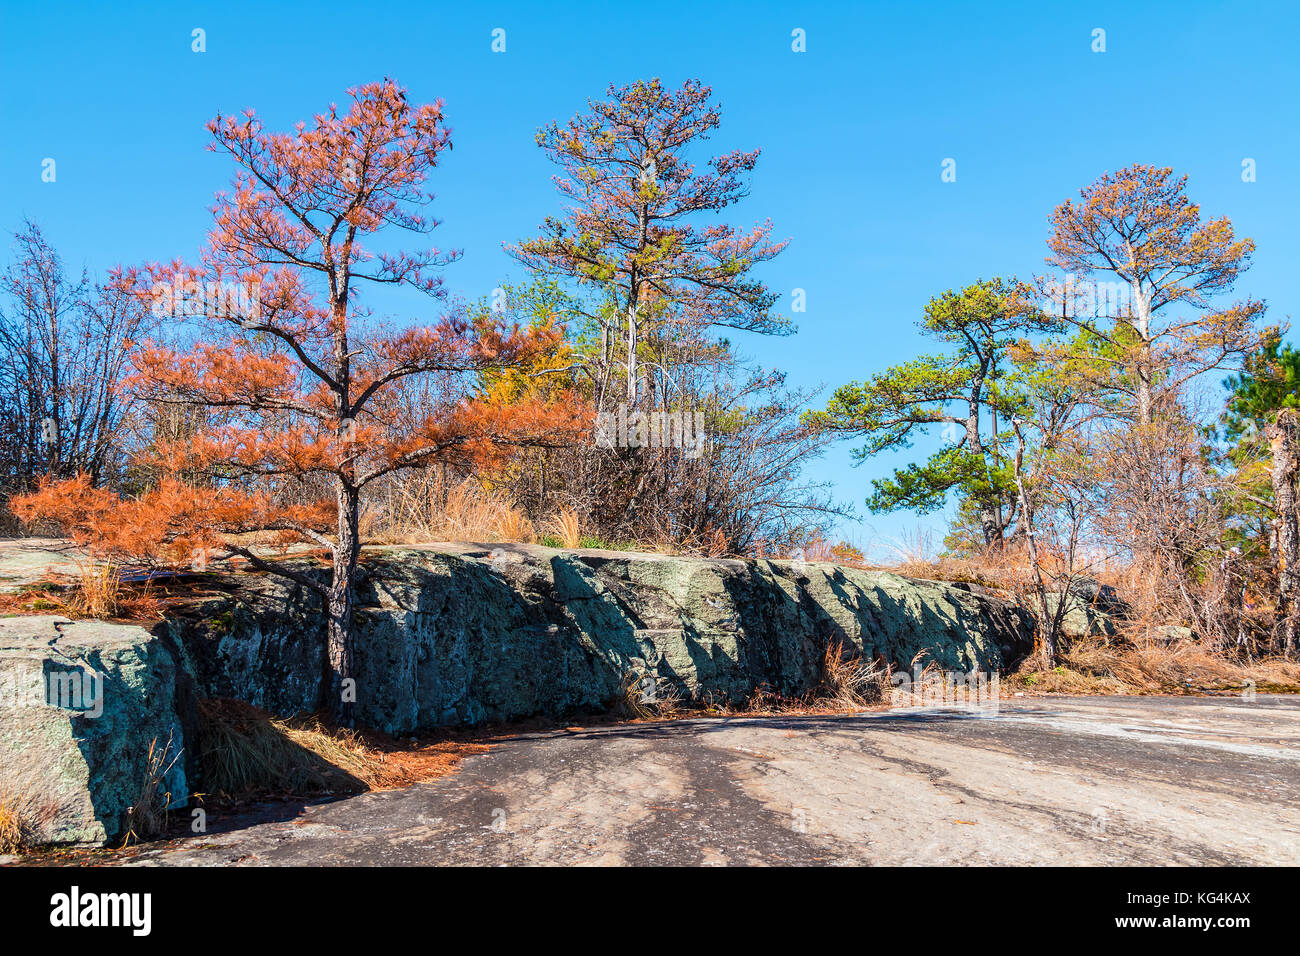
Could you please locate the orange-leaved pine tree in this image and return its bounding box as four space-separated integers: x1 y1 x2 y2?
1044 164 1264 425
15 80 583 724
509 78 792 408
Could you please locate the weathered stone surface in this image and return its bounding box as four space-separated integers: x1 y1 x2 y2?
0 617 192 845
1 545 1040 845
1068 577 1131 619
1045 594 1120 639
164 544 1036 734
1040 577 1133 639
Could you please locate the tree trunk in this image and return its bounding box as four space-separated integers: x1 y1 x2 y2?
325 482 361 725
966 408 1000 548
626 196 648 406
626 297 638 404
1132 285 1154 425
1011 422 1056 667
978 502 1001 550
1268 409 1300 659
1221 550 1249 658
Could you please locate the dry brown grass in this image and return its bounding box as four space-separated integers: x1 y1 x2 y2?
198 699 365 799
543 507 583 549
616 670 683 719
884 655 957 706
0 564 163 623
884 546 1037 593
868 544 1300 696
0 560 132 620
677 642 893 718
492 507 535 543
120 733 182 846
369 473 535 545
818 640 890 709
0 791 61 853
0 806 20 852
0 790 40 853
196 699 491 804
872 540 1138 605
64 559 126 618
1010 633 1300 696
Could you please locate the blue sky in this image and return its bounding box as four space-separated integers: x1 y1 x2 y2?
3 1 1297 555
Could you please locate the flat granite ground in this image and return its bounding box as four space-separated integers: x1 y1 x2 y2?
0 537 86 589
109 694 1300 866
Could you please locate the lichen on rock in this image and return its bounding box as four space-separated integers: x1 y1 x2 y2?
166 545 1037 734
0 616 192 845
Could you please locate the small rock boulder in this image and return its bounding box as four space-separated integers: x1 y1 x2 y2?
0 617 193 846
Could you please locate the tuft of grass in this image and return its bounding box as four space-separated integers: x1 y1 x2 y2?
369 473 534 545
616 670 683 720
879 654 955 707
198 699 370 799
0 795 31 853
0 564 162 623
492 507 535 543
120 733 182 847
196 699 491 803
66 560 125 619
0 789 59 854
543 507 583 549
0 806 20 852
818 640 889 710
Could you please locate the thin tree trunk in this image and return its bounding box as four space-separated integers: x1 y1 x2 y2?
327 255 358 721
1132 285 1154 425
626 291 638 404
1012 421 1056 667
966 405 999 548
626 194 648 406
47 301 62 477
326 481 361 725
1268 409 1300 659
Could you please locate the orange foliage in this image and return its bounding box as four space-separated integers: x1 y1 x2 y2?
11 473 331 568
17 79 587 602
